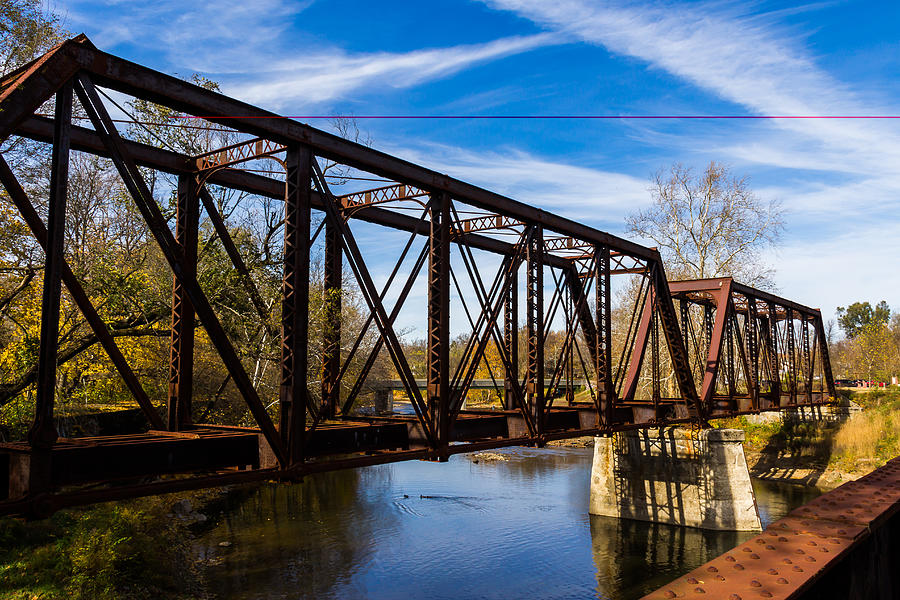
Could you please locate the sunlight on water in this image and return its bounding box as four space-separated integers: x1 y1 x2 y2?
196 447 819 600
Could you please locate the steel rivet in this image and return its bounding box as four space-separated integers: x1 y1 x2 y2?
707 566 719 573
777 578 789 585
793 566 803 572
795 549 805 554
729 595 742 600
807 541 817 546
805 556 816 562
687 577 699 584
742 548 752 553
778 537 789 542
694 587 705 594
750 554 760 559
663 591 676 599
765 545 776 550
760 592 772 598
725 556 736 562
766 569 778 575
734 564 745 571
750 580 762 588
782 559 792 564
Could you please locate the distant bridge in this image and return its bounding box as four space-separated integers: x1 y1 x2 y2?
0 36 834 517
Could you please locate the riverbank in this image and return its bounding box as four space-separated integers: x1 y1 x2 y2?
715 388 900 490
0 490 221 600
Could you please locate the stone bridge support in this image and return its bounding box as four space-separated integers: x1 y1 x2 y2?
589 428 761 531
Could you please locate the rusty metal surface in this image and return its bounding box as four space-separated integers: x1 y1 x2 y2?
642 461 900 600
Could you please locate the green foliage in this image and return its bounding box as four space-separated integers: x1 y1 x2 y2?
836 300 890 338
0 498 200 600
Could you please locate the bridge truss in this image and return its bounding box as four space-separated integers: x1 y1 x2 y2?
0 37 834 517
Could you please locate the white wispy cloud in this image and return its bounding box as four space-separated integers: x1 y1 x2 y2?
61 0 556 109
227 33 557 108
480 0 900 312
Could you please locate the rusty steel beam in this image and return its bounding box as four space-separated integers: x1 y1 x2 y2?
29 82 72 449
167 174 199 431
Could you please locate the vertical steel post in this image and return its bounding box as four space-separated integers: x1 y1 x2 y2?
427 193 451 449
801 319 812 402
768 301 780 404
746 297 759 409
786 307 796 404
594 245 614 425
168 174 199 431
503 267 518 410
651 307 661 408
726 308 736 398
321 216 342 420
526 226 544 438
280 146 311 466
29 81 72 449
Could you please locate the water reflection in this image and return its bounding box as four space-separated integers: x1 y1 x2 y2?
196 448 819 600
589 479 821 599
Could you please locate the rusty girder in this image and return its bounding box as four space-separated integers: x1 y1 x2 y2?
0 36 835 517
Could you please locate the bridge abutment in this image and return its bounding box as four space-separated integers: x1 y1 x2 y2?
589 427 761 531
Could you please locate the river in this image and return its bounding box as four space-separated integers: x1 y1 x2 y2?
195 446 819 600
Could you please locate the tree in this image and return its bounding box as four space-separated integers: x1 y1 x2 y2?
837 300 890 339
626 161 784 288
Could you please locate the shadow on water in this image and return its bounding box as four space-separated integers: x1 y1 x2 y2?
590 479 821 600
196 448 819 600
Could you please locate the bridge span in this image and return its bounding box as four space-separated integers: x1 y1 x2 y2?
0 36 835 518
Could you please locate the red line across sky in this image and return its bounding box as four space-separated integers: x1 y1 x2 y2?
173 115 900 120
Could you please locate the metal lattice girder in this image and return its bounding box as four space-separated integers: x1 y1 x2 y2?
168 174 200 431
195 137 285 171
427 193 451 447
339 183 429 211
73 73 288 465
280 146 312 465
668 277 835 413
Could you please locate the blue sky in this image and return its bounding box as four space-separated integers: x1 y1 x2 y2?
56 0 900 330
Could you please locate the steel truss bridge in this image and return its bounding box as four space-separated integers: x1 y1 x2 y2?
0 36 835 518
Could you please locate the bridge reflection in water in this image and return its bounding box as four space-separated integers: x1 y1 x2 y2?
195 447 817 600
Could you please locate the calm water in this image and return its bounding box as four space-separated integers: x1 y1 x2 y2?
196 447 819 600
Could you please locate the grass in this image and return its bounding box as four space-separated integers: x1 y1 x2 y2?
715 388 900 480
830 389 900 471
0 496 203 600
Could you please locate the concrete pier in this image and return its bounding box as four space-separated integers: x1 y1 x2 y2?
589 428 761 531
